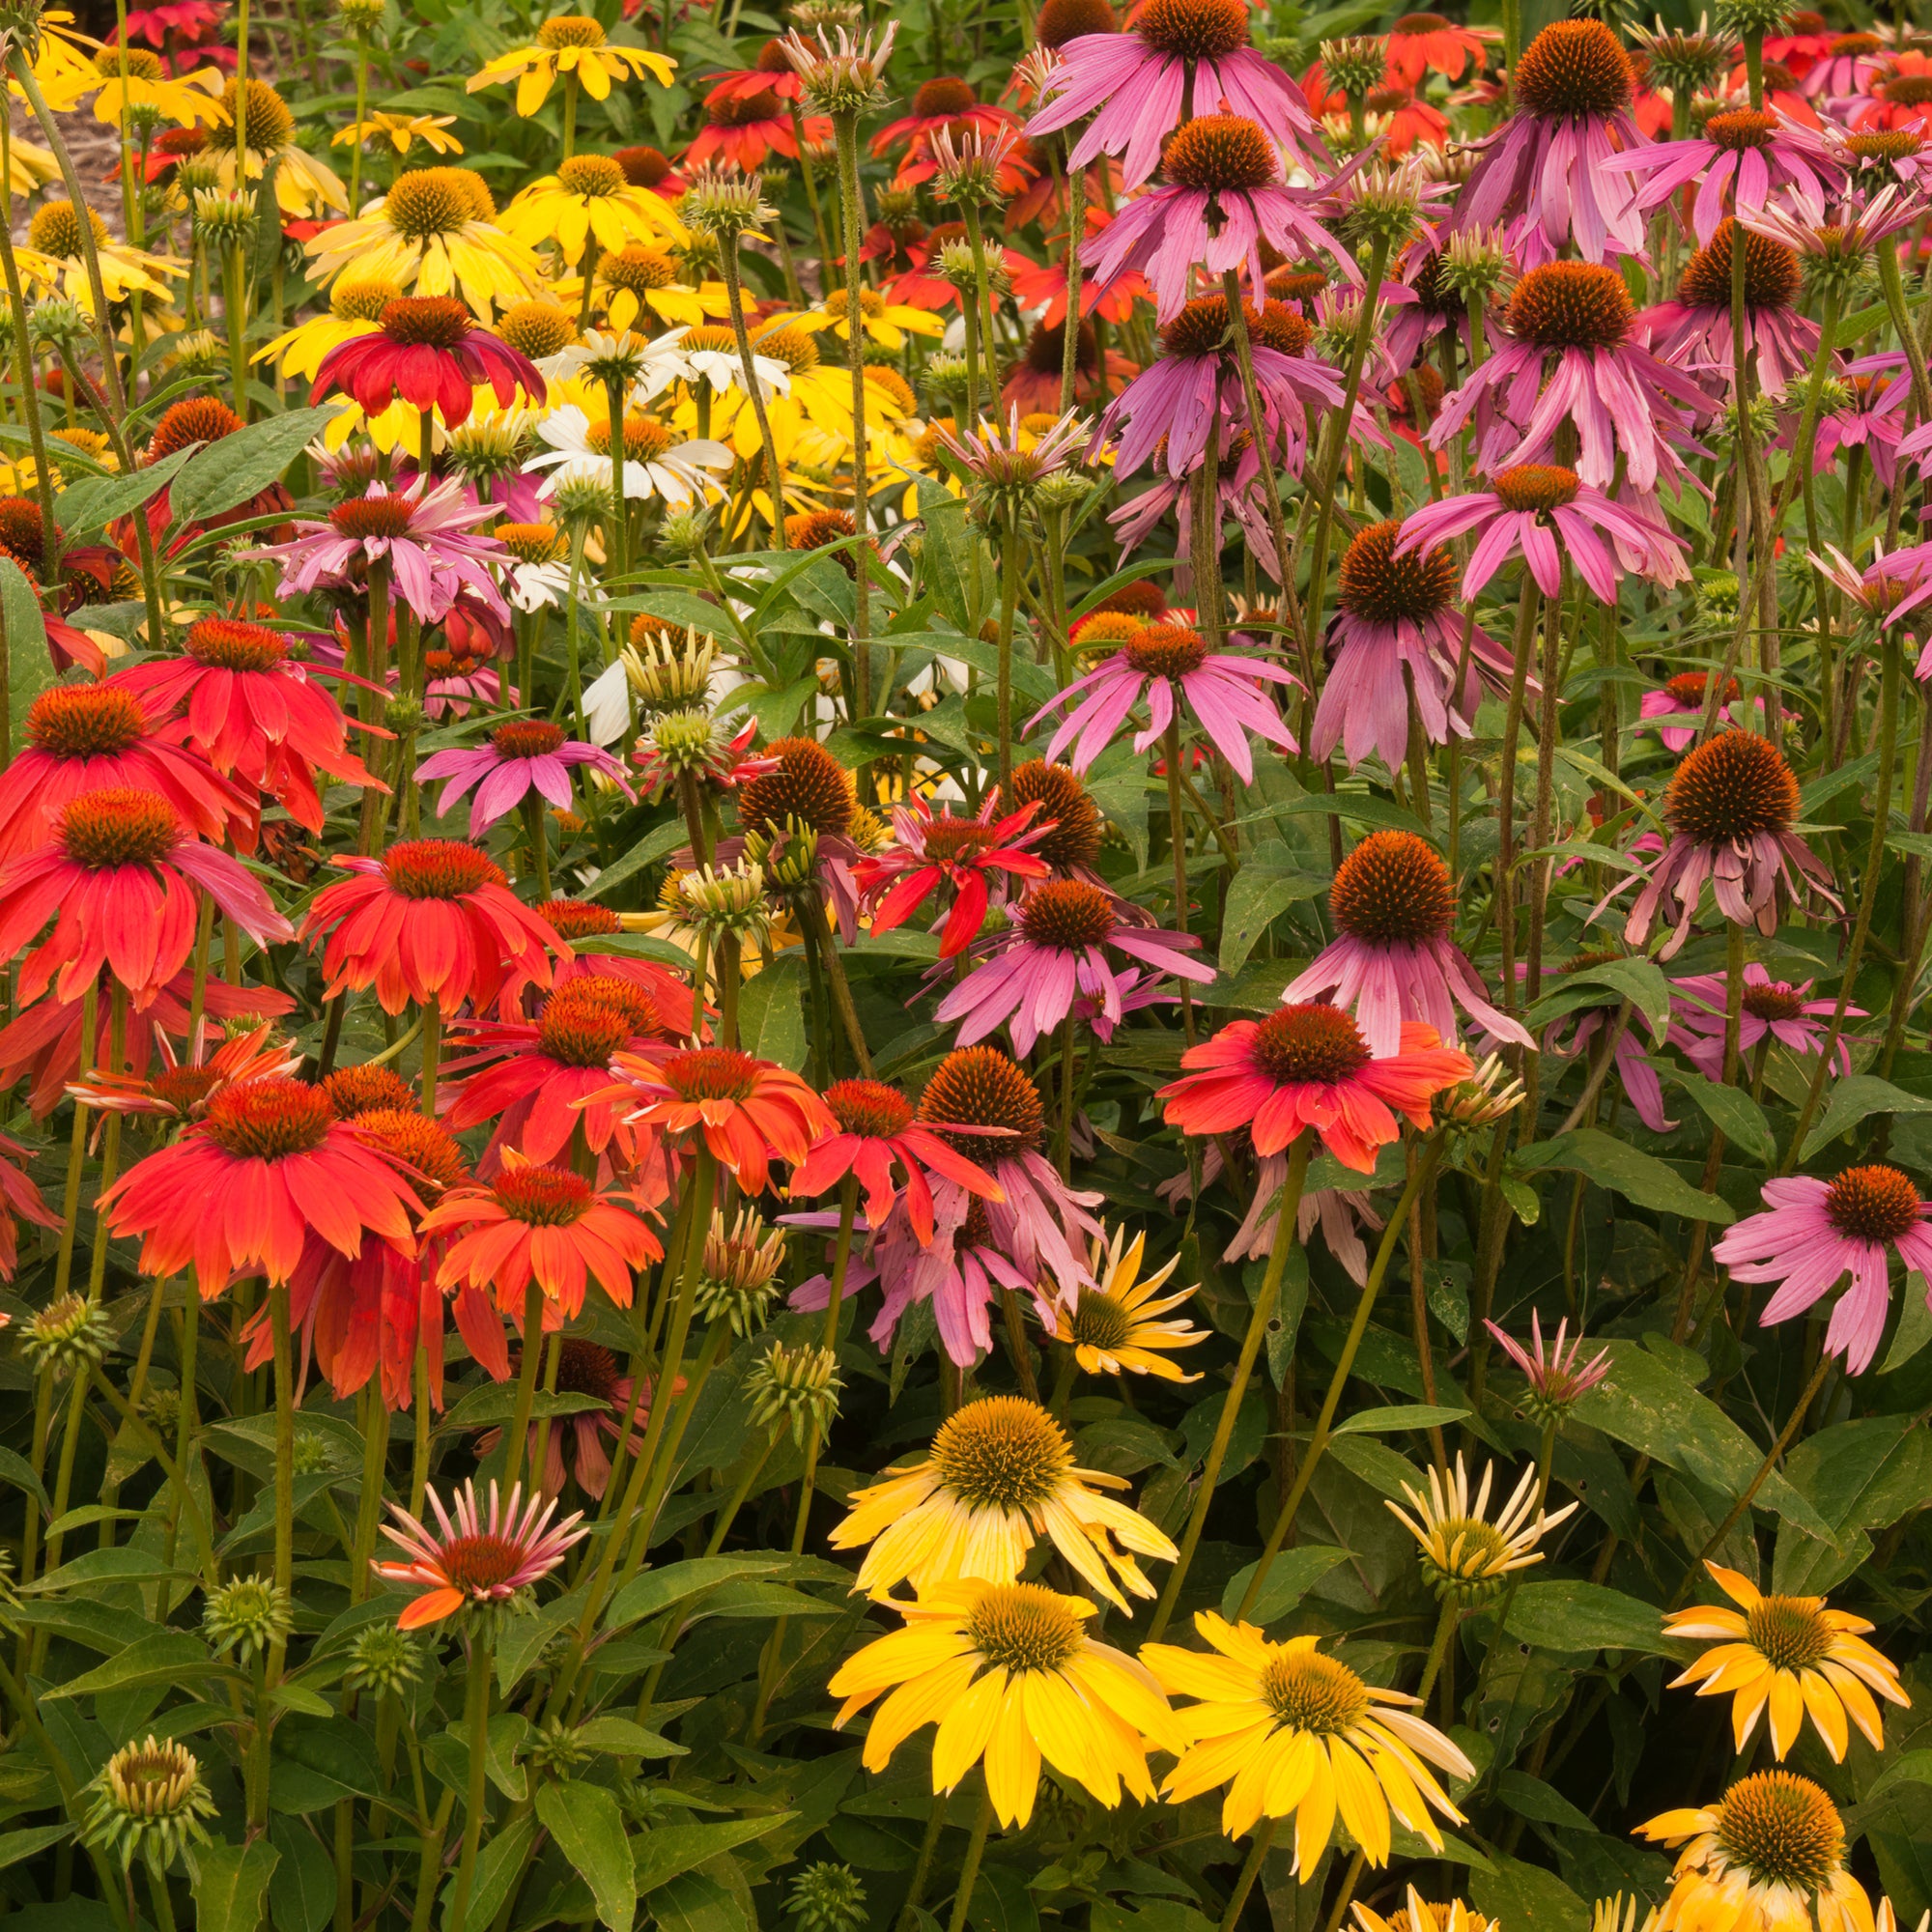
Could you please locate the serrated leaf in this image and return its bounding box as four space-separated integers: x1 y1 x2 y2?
1800 1072 1932 1162
189 1840 279 1932
536 1779 636 1932
1511 1127 1732 1225
168 407 343 529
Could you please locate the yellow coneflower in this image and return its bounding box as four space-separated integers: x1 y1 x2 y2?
19 200 181 309
501 155 686 268
1046 1226 1208 1382
1638 1772 1875 1932
1386 1453 1577 1604
209 78 348 217
1145 1616 1474 1875
1590 1900 1658 1932
827 1579 1178 1827
465 14 674 116
829 1394 1179 1612
782 286 944 353
1662 1562 1909 1764
1879 1903 1931 1932
1353 1892 1497 1932
331 111 464 157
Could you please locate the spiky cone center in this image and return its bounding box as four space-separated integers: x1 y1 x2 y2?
959 1580 1083 1672
1513 18 1632 118
1038 0 1118 43
1824 1162 1921 1242
1678 218 1802 312
103 1740 204 1819
739 735 856 840
538 899 623 943
497 300 577 359
1136 0 1247 60
1068 1286 1134 1351
383 839 507 899
601 246 677 296
150 1065 223 1113
557 155 627 201
385 169 479 241
537 977 659 1065
436 1529 538 1593
1742 1594 1836 1670
99 45 166 79
324 1064 414 1117
0 496 55 570
907 73 977 119
1505 261 1634 352
660 1045 761 1104
219 77 294 149
1887 72 1932 105
930 1395 1073 1512
1259 1648 1372 1732
584 413 674 464
490 721 567 763
1010 759 1102 870
149 396 245 462
1705 108 1776 152
1159 293 1309 359
28 684 147 760
1339 518 1458 625
823 287 888 324
615 144 673 187
1848 128 1924 161
920 1044 1045 1154
333 275 403 322
185 616 287 671
354 1108 469 1194
823 1078 912 1140
1830 31 1881 54
1392 10 1450 32
1713 1773 1844 1894
1253 1003 1374 1086
59 787 180 869
378 296 472 348
537 13 607 46
330 494 417 540
1665 670 1740 707
1329 831 1453 946
1021 878 1118 951
1122 623 1208 679
1727 981 1804 1028
784 508 855 557
490 523 565 570
1162 114 1276 193
920 817 1002 867
495 1163 594 1226
204 1076 335 1160
1663 731 1799 845
28 200 108 258
1478 467 1577 524
1421 1514 1513 1584
553 1337 622 1401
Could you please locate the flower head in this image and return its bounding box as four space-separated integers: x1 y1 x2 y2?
465 14 675 117
311 295 545 428
1388 1454 1578 1605
82 1739 217 1869
1483 1310 1610 1421
416 721 633 835
374 1478 587 1628
1046 1226 1206 1380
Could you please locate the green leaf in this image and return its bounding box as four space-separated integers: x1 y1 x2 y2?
632 1813 796 1896
268 1817 336 1932
583 817 687 902
1267 790 1436 841
604 1554 799 1633
188 1840 279 1932
1469 1853 1589 1932
651 1872 753 1932
1799 1072 1932 1163
455 1811 535 1932
51 445 197 540
915 477 977 632
439 1383 609 1431
1511 1127 1733 1224
41 1631 221 1702
2 556 51 757
0 1824 71 1873
1505 1580 1683 1658
1883 1271 1932 1375
1217 1546 1352 1626
738 952 807 1070
1558 955 1674 1039
168 407 344 529
1332 1404 1470 1438
1800 747 1881 820
574 1715 686 1758
1215 861 1326 981
1497 1771 1597 1833
1671 1074 1777 1166
536 1780 636 1932
0 1443 51 1510
496 1587 586 1696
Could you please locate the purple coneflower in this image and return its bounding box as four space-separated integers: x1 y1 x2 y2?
934 878 1213 1053
1314 518 1517 773
1111 435 1285 588
372 1478 586 1628
1451 18 1648 265
1637 671 1754 751
1641 218 1821 396
1280 831 1531 1055
1030 620 1298 781
856 790 1051 958
1599 106 1839 246
252 479 509 624
1812 357 1909 490
475 1341 646 1499
1521 951 1676 1133
1396 462 1690 604
1431 261 1712 495
1096 293 1343 483
1824 123 1932 194
1024 0 1320 188
1483 1311 1611 1415
1802 29 1888 98
1608 730 1839 957
1668 962 1859 1083
1157 1139 1384 1278
1713 1166 1932 1374
1082 114 1357 323
1808 541 1932 643
416 722 635 836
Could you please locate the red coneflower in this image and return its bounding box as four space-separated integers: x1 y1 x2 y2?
857 791 1053 958
419 1150 665 1323
1384 12 1496 86
602 1045 835 1196
373 1478 587 1629
100 1074 424 1297
702 39 806 107
0 1133 59 1280
0 682 258 863
300 838 570 1015
683 86 828 169
0 788 294 1011
311 296 547 430
69 1018 301 1123
112 616 386 834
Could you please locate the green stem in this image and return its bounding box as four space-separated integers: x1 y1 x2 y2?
717 235 786 547
834 111 872 720
500 1279 546 1495
946 1790 996 1932
447 1630 496 1932
995 510 1021 790
419 995 441 1116
1217 1822 1274 1932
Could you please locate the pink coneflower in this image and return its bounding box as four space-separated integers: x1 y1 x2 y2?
935 878 1213 1053
1713 1167 1932 1374
1808 540 1932 644
1610 731 1839 957
1641 219 1821 397
253 479 510 626
1637 671 1759 751
856 790 1052 957
1096 293 1343 482
423 643 511 722
1031 621 1298 781
476 1340 655 1498
1111 436 1285 589
416 721 633 836
789 1077 1004 1243
1668 964 1859 1082
0 789 294 1012
1813 359 1909 490
1081 114 1357 322
1315 518 1518 773
1164 1141 1383 1277
1397 463 1690 606
1540 986 1675 1133
1826 123 1932 193
1451 18 1648 265
1280 833 1531 1056
1025 0 1320 188
1159 1004 1472 1172
1600 107 1840 247
1483 1310 1611 1411
373 1479 587 1628
1432 262 1713 494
